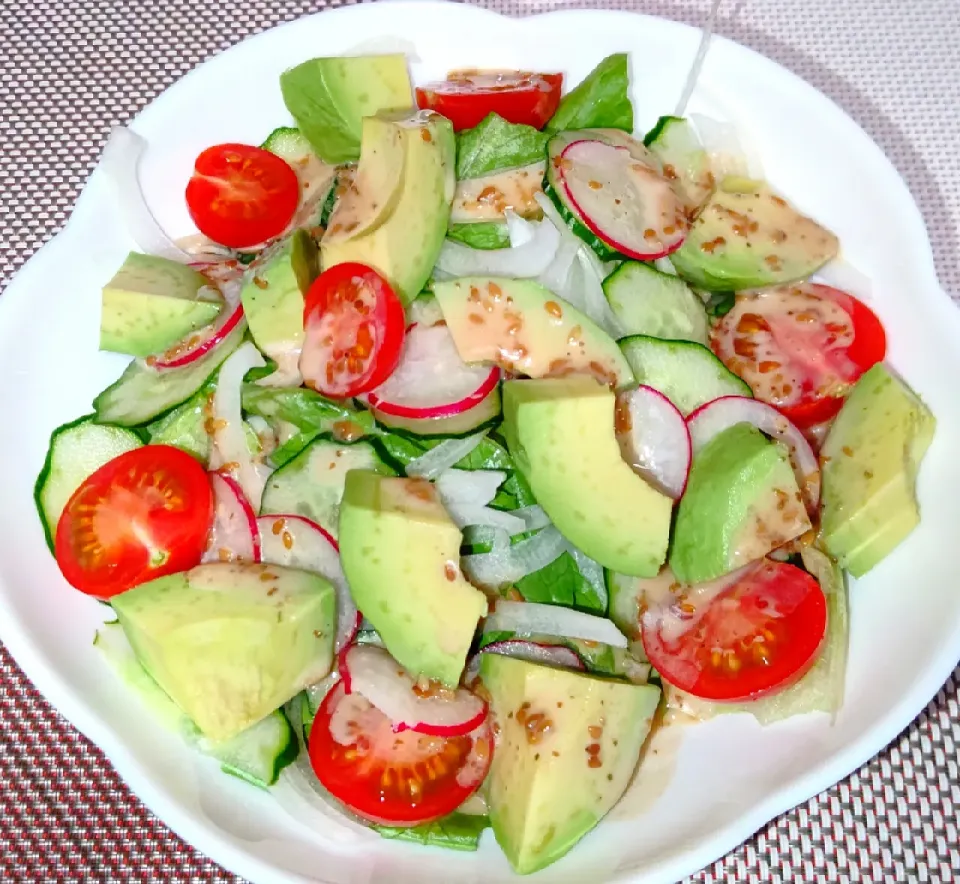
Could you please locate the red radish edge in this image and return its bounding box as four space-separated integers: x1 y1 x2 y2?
686 395 821 514
478 639 586 671
339 644 488 738
364 323 501 419
255 513 360 651
559 139 684 262
208 471 261 562
620 385 693 500
153 303 244 369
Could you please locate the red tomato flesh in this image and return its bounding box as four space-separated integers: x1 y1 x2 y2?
300 263 406 399
710 283 886 429
185 143 299 249
54 446 214 600
309 681 493 826
416 70 563 131
641 560 827 702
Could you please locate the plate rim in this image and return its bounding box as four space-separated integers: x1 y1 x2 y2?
1 4 958 883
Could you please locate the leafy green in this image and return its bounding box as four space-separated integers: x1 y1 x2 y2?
516 551 606 613
446 222 511 250
704 290 736 317
374 813 490 851
374 432 513 474
491 469 537 511
546 53 633 133
477 630 515 650
320 175 340 227
241 385 376 437
146 378 215 463
270 429 323 468
456 112 549 179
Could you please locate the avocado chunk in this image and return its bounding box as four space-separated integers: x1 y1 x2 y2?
503 376 673 576
321 110 455 304
280 54 413 164
100 252 222 357
338 471 488 686
671 423 811 584
819 364 935 577
433 277 635 390
112 563 336 742
669 179 839 291
240 229 318 384
480 653 660 875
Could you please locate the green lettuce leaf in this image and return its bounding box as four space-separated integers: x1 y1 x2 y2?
241 386 376 437
516 550 605 613
375 432 513 473
446 222 511 250
456 113 549 179
546 53 633 132
374 812 490 851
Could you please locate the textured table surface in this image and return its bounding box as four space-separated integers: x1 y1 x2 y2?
1 0 958 881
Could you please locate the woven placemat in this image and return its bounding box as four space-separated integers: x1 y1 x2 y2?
1 1 958 881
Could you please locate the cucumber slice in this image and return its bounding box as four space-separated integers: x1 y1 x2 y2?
260 438 385 539
93 320 245 426
643 115 714 213
35 416 143 551
262 127 314 164
204 709 299 788
603 262 708 344
618 334 751 416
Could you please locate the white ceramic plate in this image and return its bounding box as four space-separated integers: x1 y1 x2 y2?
2 3 959 882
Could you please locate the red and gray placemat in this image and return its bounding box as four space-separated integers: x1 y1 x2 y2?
1 0 958 881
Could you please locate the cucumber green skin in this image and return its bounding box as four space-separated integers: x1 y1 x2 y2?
542 182 621 263
261 127 314 164
217 709 299 789
33 415 146 552
642 115 683 147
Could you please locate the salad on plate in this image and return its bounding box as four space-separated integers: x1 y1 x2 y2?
33 46 936 875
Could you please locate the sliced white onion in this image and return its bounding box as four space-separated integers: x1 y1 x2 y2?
211 341 272 511
616 385 692 499
505 209 536 247
201 472 261 564
462 524 567 588
99 126 192 262
256 514 358 652
512 505 551 532
689 113 764 182
405 430 489 480
481 639 585 671
576 245 626 339
565 544 608 608
484 600 629 649
436 215 560 278
342 645 487 736
687 395 820 513
674 0 723 115
462 525 511 553
436 469 506 506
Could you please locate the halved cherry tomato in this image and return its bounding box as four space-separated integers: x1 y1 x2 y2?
309 681 493 826
54 446 214 600
416 70 563 131
299 263 405 399
641 560 827 702
710 283 886 429
185 143 299 249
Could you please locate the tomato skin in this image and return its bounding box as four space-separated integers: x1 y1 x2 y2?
711 284 887 430
54 446 214 600
416 71 563 131
300 263 406 399
185 143 299 249
641 560 827 702
309 681 493 826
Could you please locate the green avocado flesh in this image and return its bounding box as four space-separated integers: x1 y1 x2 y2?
819 363 935 577
481 653 660 875
670 423 811 584
503 376 672 576
112 563 336 742
338 471 488 686
100 252 222 357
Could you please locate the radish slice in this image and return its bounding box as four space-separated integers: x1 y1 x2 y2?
151 302 246 370
257 514 359 652
210 341 272 511
483 600 629 649
341 644 487 737
615 385 692 499
482 639 584 671
201 472 261 564
687 395 820 513
559 139 688 260
365 323 500 419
